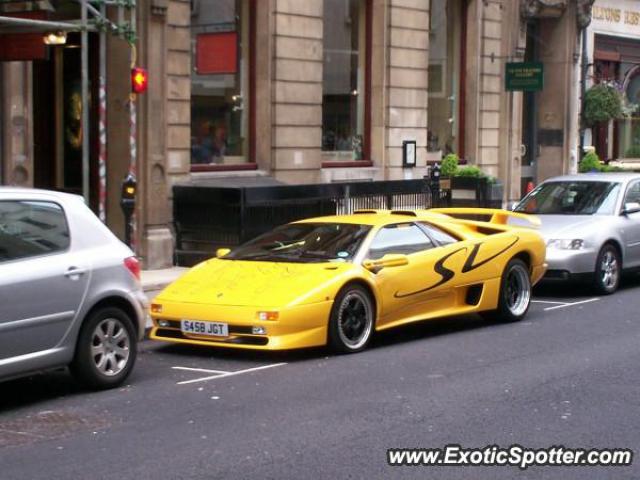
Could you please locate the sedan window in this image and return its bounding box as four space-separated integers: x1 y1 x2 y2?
0 200 70 263
367 223 434 260
623 181 640 206
514 181 621 215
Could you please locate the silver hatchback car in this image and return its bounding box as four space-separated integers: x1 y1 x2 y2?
0 188 147 389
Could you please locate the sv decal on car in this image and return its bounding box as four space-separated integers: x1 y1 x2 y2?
394 237 520 298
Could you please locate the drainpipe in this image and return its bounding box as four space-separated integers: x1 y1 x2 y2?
578 24 588 160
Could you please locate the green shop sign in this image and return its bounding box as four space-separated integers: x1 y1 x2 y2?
505 62 544 91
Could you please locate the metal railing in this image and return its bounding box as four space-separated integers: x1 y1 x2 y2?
173 179 433 266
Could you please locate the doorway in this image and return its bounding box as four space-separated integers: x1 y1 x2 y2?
32 32 99 209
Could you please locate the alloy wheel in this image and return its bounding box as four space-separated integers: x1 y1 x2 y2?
91 318 131 377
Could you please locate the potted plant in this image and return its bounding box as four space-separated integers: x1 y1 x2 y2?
438 155 503 207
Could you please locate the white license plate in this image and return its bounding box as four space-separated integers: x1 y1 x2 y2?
181 320 229 337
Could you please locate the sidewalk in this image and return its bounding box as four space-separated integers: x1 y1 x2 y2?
141 266 188 294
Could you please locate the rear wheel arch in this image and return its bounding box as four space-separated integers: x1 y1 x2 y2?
78 296 139 343
512 251 531 271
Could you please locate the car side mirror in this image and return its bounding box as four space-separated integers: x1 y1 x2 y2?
363 254 409 272
216 248 231 258
622 202 640 215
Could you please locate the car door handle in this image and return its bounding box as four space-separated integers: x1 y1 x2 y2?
64 267 87 278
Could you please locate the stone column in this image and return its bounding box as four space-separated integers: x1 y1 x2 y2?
1 62 33 186
272 0 324 184
385 0 430 180
136 0 177 269
535 1 579 182
468 0 507 176
500 0 527 202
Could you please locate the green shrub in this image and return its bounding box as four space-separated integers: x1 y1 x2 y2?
583 84 623 127
578 151 602 172
600 164 625 172
455 165 484 178
440 153 459 177
624 145 640 158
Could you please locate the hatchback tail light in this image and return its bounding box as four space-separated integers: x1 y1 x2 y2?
124 256 141 281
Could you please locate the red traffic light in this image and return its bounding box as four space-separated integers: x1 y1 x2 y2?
131 67 148 94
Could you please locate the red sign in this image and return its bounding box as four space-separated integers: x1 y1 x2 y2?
0 12 48 61
196 32 238 75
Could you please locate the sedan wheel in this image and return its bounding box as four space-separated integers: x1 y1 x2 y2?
328 285 374 353
71 307 137 389
594 245 620 295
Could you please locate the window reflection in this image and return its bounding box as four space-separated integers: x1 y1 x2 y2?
322 0 367 160
191 0 249 165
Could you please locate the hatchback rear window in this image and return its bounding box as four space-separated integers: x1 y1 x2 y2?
0 200 70 263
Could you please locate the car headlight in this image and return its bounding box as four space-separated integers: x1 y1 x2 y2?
547 239 584 250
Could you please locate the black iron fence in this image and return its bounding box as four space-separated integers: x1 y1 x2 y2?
174 179 434 266
172 176 502 266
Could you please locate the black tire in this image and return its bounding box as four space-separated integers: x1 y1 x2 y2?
593 244 621 295
328 285 375 353
483 258 532 323
70 307 137 390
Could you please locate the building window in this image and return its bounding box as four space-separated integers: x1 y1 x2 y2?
322 0 368 162
427 0 461 157
190 0 251 168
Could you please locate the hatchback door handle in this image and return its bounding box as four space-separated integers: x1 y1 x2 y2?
65 267 87 278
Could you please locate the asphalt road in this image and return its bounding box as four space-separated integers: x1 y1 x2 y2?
1 278 640 480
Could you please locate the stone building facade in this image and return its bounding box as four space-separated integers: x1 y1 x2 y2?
0 0 595 269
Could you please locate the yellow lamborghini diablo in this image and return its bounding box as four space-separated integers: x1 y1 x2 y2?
150 208 546 353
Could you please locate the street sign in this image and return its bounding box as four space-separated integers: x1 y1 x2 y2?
505 62 544 91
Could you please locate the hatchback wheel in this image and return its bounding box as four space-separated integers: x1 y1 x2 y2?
328 285 375 353
593 244 620 295
71 307 137 389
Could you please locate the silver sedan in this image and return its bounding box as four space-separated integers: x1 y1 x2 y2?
512 173 640 294
0 188 147 389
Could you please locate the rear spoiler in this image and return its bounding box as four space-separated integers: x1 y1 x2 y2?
426 208 541 228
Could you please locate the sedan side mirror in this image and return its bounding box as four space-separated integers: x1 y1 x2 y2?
216 248 231 258
363 254 409 272
622 202 640 215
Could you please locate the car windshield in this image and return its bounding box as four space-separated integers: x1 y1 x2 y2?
225 223 372 263
514 181 621 215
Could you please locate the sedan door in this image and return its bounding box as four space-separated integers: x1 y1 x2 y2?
0 199 90 362
619 180 640 268
364 222 467 328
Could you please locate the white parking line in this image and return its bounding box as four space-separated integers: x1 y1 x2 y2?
174 363 288 385
172 366 230 375
531 300 568 305
543 298 600 311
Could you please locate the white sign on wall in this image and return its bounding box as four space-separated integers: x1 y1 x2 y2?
592 0 640 37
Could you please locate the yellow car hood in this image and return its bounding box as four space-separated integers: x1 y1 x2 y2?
157 259 349 307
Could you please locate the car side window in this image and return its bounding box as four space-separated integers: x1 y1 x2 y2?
367 223 433 260
0 200 70 263
418 222 460 246
623 181 640 206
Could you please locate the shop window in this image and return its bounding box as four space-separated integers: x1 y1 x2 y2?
322 0 369 163
427 0 461 157
190 0 252 168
